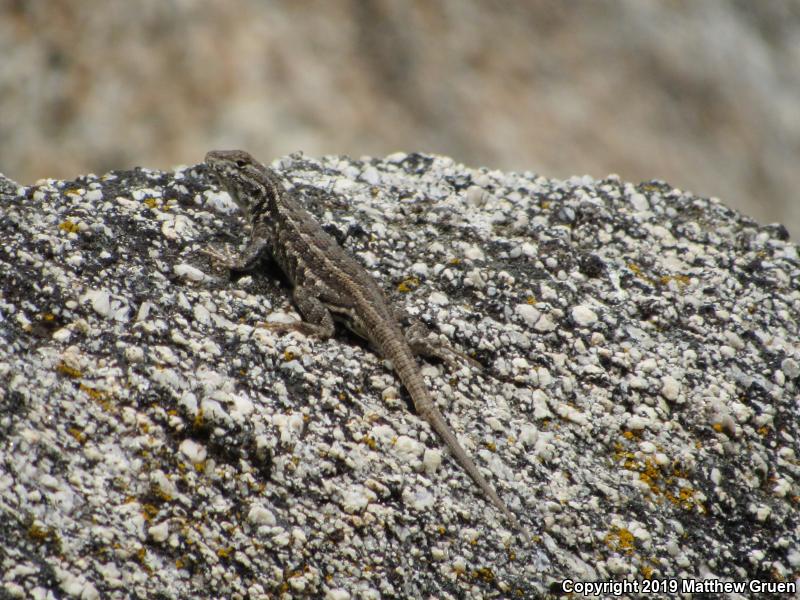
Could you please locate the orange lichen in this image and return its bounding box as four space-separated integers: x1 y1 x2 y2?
614 436 704 513
605 526 635 554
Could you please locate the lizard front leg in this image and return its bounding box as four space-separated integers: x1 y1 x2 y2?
204 236 271 273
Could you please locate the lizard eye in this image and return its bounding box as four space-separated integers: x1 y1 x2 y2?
235 159 247 168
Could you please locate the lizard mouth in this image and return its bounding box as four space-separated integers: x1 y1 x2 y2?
200 162 224 187
198 161 215 175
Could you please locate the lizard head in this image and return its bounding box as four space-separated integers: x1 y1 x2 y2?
205 150 279 218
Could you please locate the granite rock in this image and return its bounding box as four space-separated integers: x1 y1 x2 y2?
1 153 798 598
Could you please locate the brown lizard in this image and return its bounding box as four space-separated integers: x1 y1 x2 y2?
203 150 528 541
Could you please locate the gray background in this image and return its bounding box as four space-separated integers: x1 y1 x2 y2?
2 0 799 238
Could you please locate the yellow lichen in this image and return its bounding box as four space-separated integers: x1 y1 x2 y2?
193 409 205 430
141 504 159 521
659 274 690 286
27 523 52 542
397 277 420 293
56 361 82 378
471 567 495 583
58 220 80 234
67 427 87 444
80 385 104 400
627 262 643 275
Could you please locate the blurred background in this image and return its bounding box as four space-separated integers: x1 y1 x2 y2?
2 0 799 238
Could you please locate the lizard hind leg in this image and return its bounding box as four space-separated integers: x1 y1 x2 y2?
404 320 482 370
258 284 337 339
285 285 337 339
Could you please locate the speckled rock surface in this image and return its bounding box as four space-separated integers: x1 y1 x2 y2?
1 154 798 599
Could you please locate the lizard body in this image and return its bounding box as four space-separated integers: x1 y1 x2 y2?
204 150 527 541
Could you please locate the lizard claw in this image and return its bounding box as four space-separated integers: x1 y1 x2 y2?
202 245 238 269
256 319 330 338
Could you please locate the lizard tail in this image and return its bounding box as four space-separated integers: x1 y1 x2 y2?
418 400 531 544
396 355 531 543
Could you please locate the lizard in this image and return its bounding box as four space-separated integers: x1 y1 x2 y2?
203 149 528 541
